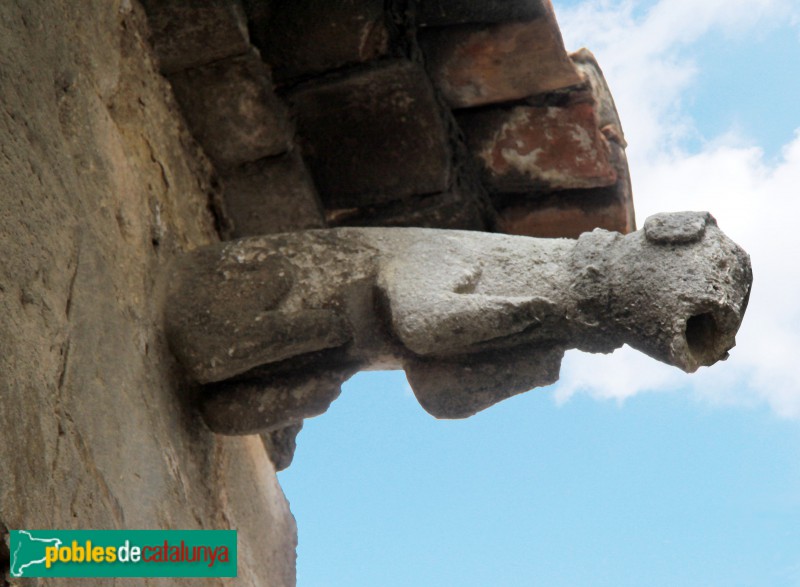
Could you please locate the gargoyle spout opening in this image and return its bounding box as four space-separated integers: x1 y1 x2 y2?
686 312 719 357
684 312 728 367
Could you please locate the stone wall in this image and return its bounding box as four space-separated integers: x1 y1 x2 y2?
0 1 295 585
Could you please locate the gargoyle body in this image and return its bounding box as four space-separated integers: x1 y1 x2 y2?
164 212 752 434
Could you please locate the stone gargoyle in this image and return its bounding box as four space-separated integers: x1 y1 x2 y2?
164 211 752 435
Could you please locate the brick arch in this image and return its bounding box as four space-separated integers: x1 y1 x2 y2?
142 0 634 243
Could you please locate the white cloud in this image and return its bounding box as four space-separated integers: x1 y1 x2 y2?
552 0 800 417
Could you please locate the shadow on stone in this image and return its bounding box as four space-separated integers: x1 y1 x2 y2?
1 521 9 587
262 423 304 472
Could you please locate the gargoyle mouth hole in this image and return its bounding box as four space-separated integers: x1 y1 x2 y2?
685 312 719 357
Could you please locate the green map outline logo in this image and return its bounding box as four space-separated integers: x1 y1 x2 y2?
10 530 63 577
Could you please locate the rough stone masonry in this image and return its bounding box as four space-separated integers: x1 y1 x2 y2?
0 2 297 585
165 212 752 435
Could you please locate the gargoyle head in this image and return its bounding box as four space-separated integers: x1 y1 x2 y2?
611 211 752 373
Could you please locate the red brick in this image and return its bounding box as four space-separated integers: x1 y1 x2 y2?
288 61 452 208
458 101 617 192
418 0 549 26
498 193 628 238
143 0 250 74
607 140 636 233
222 151 326 238
168 52 293 167
492 49 636 239
572 48 627 147
326 190 486 230
496 128 635 238
420 10 582 108
246 0 389 81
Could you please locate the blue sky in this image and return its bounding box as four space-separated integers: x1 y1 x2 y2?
283 374 800 586
279 1 800 584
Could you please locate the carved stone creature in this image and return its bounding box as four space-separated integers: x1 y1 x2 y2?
164 212 752 434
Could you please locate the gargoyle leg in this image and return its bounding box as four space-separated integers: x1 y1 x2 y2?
198 363 359 434
387 291 558 356
168 308 353 384
405 344 565 419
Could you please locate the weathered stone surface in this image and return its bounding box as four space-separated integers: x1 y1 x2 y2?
201 364 358 435
459 101 617 192
165 214 752 429
420 15 582 108
288 61 452 207
223 151 326 237
417 0 549 26
0 2 295 584
217 435 297 586
142 0 250 74
645 210 709 244
169 51 293 167
246 0 389 81
407 345 564 418
262 423 304 472
327 191 486 230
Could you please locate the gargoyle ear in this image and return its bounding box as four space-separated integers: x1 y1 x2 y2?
644 211 717 245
